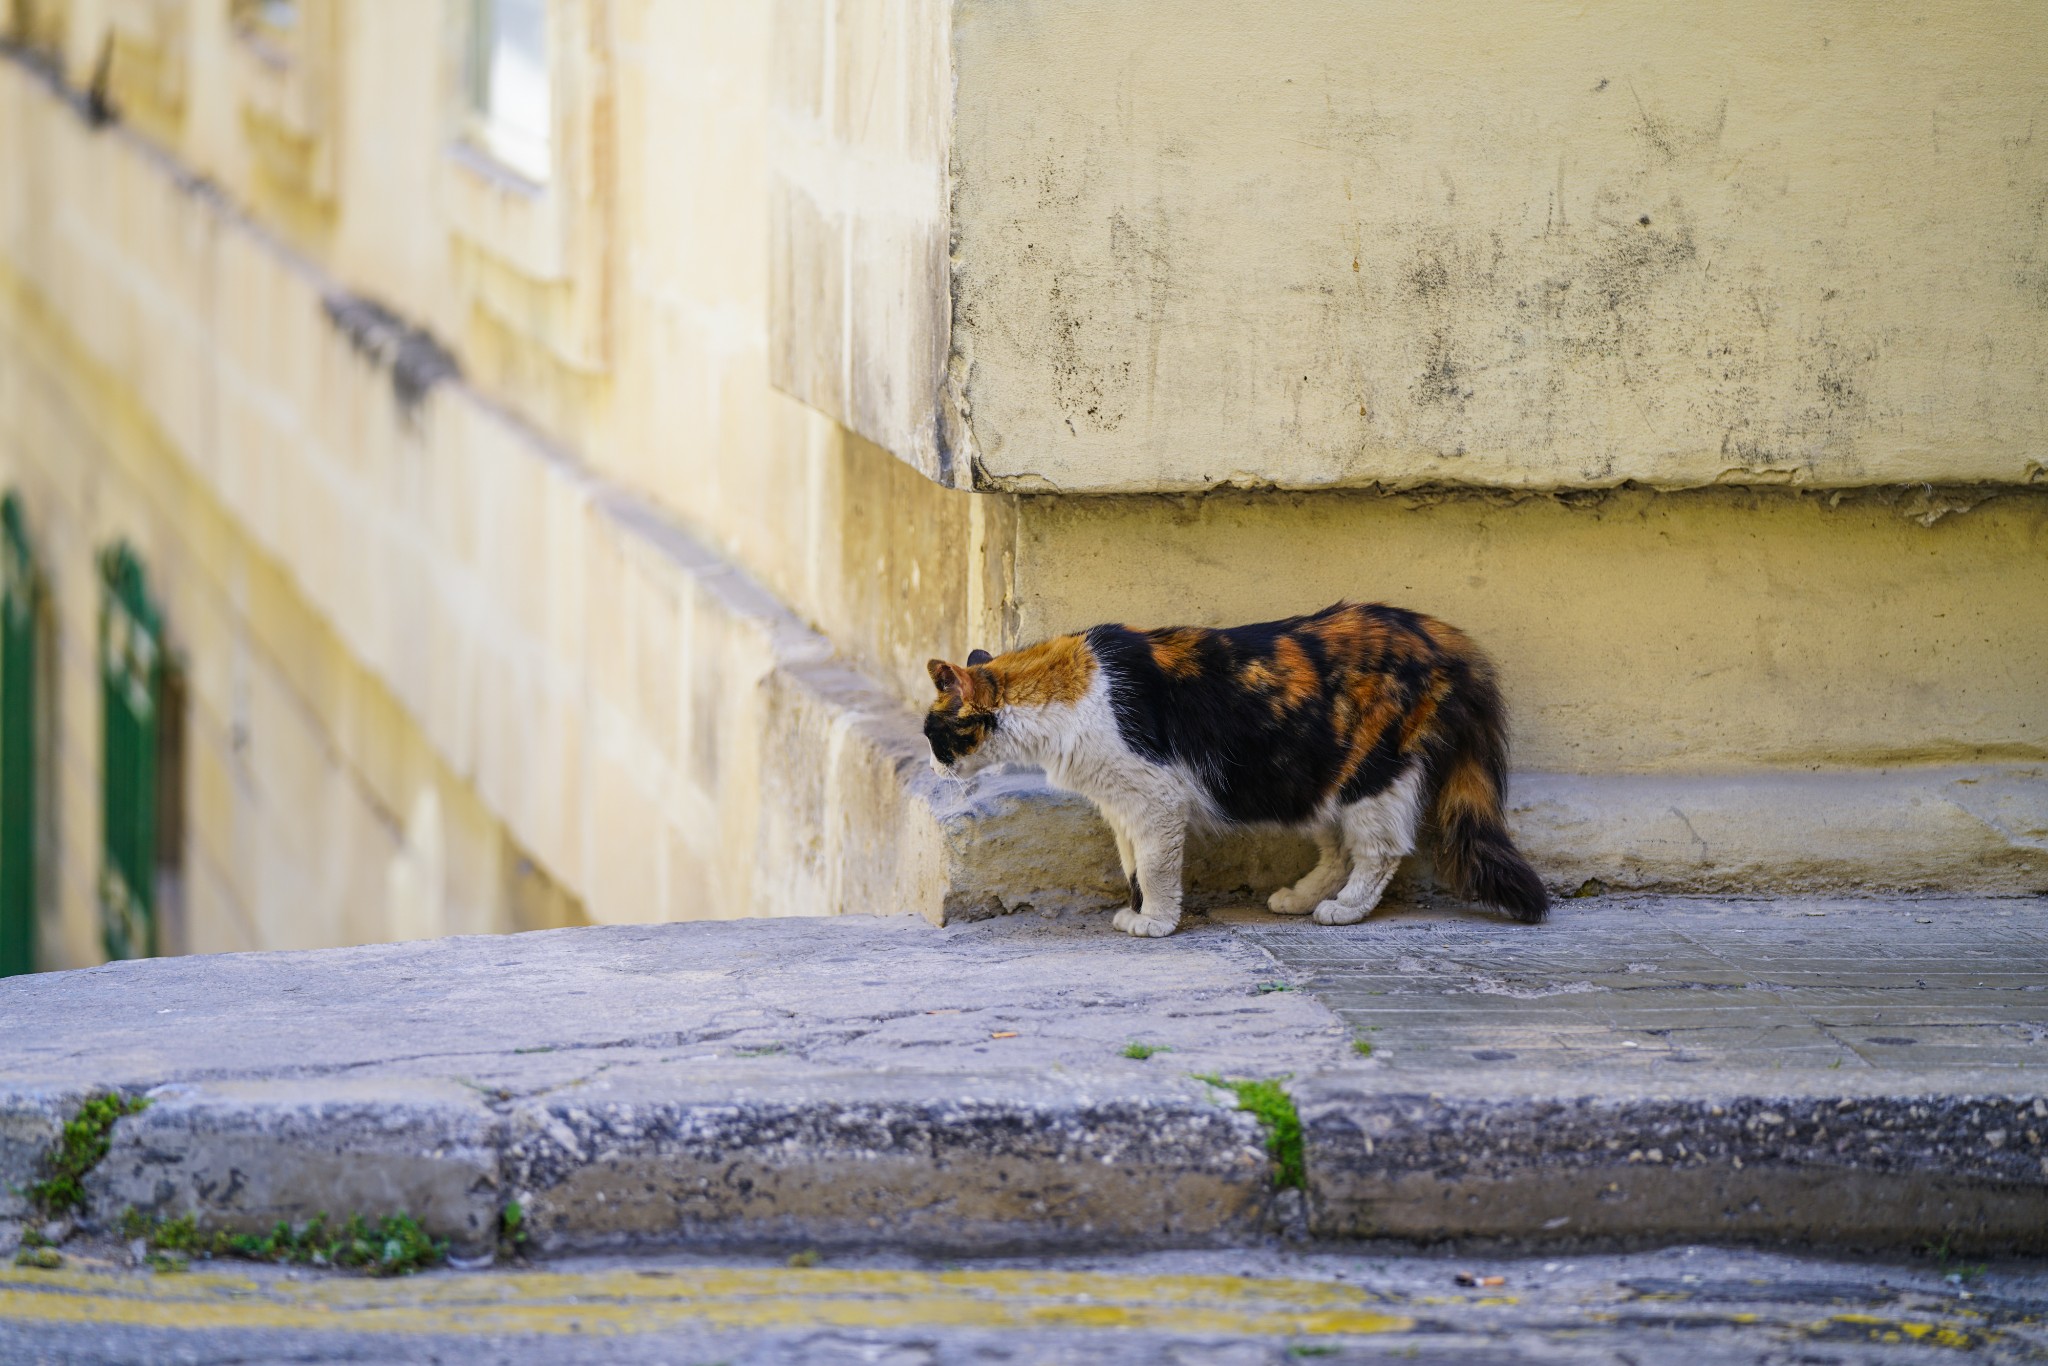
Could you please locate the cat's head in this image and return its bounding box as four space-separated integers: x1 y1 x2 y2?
924 647 999 776
923 637 1099 777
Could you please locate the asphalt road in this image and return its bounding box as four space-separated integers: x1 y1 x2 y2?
3 1242 2042 1364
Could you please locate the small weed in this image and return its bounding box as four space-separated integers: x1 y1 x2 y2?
1121 1042 1169 1060
1926 1238 1988 1283
734 1044 785 1058
146 1251 188 1273
1288 1348 1341 1359
1254 982 1294 995
13 1246 61 1269
31 1092 149 1215
1196 1074 1305 1191
19 1226 49 1249
787 1248 821 1269
453 1078 516 1102
1352 1038 1373 1057
149 1213 203 1254
499 1199 529 1256
512 1045 556 1055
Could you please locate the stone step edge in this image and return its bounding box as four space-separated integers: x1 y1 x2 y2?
5 1075 2042 1259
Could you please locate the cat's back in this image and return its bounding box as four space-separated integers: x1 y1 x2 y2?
1086 601 1471 686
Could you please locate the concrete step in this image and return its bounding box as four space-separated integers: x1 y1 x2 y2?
1 898 2042 1259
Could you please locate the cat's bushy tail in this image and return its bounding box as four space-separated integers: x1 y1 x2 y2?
1428 654 1549 923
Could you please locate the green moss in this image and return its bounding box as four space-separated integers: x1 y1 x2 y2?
1197 1074 1305 1191
1120 1042 1169 1060
117 1210 446 1277
216 1212 447 1276
30 1092 148 1215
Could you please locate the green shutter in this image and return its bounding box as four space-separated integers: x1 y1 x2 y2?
0 494 37 978
99 542 163 962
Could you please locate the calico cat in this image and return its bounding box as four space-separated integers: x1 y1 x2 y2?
925 601 1547 937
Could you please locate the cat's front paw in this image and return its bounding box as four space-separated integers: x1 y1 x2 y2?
1113 907 1179 938
1267 886 1317 916
1312 898 1370 926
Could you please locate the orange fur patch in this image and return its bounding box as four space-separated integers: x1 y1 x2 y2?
1437 755 1502 821
1270 636 1320 709
989 634 1097 706
1146 628 1207 679
1399 671 1453 750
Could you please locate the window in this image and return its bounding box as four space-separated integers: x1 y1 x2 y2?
228 0 340 202
444 0 611 379
97 544 182 962
231 0 298 37
465 0 551 184
1 495 39 978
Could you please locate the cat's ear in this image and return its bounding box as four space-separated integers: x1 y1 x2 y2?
966 648 993 666
928 658 994 707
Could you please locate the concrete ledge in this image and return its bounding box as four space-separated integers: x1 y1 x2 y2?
503 1078 1271 1254
86 1081 504 1257
933 762 2048 920
1299 1083 2048 1251
1513 767 2048 896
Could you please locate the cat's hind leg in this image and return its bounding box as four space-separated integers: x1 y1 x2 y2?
1268 822 1347 915
1314 766 1424 926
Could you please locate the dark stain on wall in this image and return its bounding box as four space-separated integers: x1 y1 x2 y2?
321 292 461 416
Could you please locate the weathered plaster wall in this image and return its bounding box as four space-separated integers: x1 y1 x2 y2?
940 0 2048 493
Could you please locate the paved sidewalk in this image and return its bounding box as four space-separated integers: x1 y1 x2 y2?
0 896 2042 1258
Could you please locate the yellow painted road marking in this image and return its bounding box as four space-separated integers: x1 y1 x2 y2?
0 1266 1414 1340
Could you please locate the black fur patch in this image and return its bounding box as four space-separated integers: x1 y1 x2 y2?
923 702 995 766
1086 604 1474 823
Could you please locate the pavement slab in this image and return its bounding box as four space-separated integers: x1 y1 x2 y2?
0 895 2042 1257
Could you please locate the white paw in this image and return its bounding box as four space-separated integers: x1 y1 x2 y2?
1266 887 1317 916
1312 898 1369 926
1113 907 1179 938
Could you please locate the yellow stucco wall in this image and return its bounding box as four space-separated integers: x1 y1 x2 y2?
946 0 2048 493
999 487 2048 774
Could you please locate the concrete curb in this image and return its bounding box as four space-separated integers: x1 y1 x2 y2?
86 1081 505 1257
501 1079 1275 1254
7 1079 1277 1259
1297 1080 2048 1252
12 1076 2045 1258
